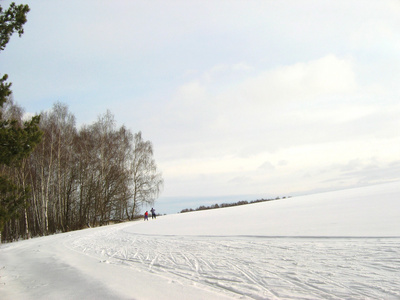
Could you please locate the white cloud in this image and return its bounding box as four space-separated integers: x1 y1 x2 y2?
154 52 400 197
258 161 275 171
222 55 356 107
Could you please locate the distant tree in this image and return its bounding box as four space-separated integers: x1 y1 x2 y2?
179 196 285 214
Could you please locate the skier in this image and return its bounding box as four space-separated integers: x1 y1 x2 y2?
144 211 149 221
151 207 156 219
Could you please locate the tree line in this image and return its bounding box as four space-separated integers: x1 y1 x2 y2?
180 196 289 214
1 100 163 242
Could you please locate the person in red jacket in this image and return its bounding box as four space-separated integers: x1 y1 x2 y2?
144 211 149 221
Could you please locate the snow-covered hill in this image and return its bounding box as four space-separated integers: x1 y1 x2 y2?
1 181 399 299
130 181 400 237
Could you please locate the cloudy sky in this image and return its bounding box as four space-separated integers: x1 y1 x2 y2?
2 0 399 212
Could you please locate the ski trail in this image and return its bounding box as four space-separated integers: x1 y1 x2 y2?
65 225 400 300
228 262 279 299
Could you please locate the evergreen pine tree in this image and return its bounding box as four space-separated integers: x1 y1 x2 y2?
0 2 42 234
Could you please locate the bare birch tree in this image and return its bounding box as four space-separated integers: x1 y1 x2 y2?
128 131 163 219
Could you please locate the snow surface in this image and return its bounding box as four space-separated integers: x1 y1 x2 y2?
1 181 399 299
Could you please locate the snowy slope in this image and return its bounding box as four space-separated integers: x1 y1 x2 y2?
129 181 400 237
1 181 399 299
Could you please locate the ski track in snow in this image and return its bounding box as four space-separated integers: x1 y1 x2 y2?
66 224 400 300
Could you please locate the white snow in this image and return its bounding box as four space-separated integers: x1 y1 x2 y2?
1 181 399 299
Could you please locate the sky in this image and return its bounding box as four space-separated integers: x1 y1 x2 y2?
1 0 400 213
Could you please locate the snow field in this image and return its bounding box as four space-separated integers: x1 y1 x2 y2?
68 226 400 299
1 181 400 299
